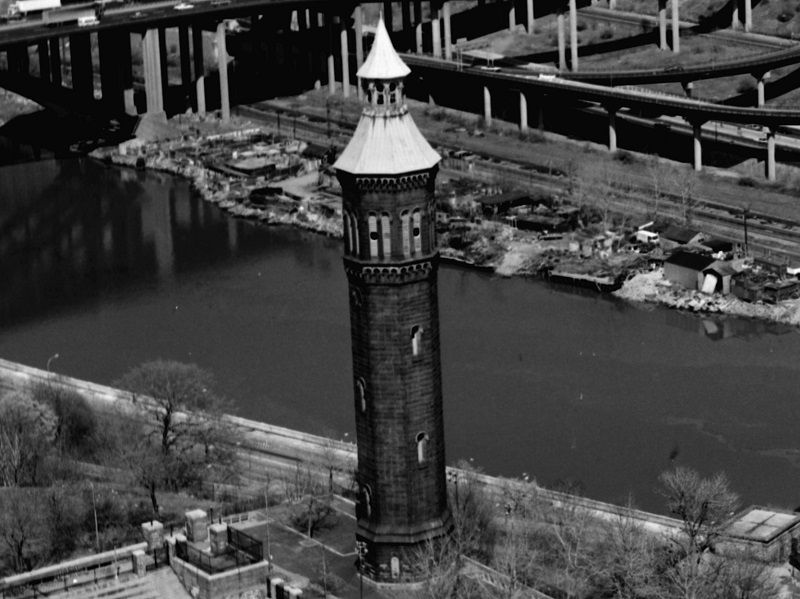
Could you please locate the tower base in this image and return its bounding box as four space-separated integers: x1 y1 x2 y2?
356 512 453 582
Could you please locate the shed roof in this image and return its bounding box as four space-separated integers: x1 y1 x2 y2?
478 190 529 206
704 261 738 277
661 224 701 244
724 507 800 543
664 250 715 271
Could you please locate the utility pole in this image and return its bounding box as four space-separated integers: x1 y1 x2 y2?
90 482 100 552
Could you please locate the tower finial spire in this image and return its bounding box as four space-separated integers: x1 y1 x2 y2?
357 16 410 80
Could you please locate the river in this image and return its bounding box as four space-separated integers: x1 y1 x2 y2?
1 157 799 514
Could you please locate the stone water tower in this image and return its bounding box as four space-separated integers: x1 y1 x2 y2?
333 17 452 582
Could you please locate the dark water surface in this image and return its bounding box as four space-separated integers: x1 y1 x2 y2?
2 158 800 513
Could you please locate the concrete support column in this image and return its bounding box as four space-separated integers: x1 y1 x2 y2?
607 106 617 151
37 41 50 83
681 80 693 98
557 8 566 71
178 25 192 108
658 0 667 50
216 21 230 122
519 91 528 133
69 33 93 102
671 0 679 53
569 0 578 70
756 71 770 107
692 122 703 172
142 30 164 113
744 0 751 32
48 38 62 86
383 0 393 32
609 0 616 8
508 0 516 31
766 127 776 181
526 0 535 32
431 3 441 58
414 0 423 52
192 25 205 115
355 4 364 98
401 0 412 50
158 28 169 104
443 1 452 60
99 31 125 114
326 14 336 94
731 0 739 29
483 85 492 127
340 16 350 98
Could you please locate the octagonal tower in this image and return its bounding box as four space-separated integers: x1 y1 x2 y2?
333 17 452 582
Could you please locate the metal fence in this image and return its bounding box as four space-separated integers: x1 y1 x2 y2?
227 527 263 562
174 531 262 575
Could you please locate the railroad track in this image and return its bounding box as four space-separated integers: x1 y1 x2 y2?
238 102 800 262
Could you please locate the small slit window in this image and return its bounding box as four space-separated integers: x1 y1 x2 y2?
401 211 410 258
361 484 372 517
411 325 422 356
381 213 391 258
368 213 378 257
352 213 360 256
416 432 429 464
356 377 366 412
412 209 422 254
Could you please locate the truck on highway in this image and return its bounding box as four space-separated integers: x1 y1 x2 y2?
6 0 61 19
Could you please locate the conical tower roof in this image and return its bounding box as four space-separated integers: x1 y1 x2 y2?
334 17 439 176
357 17 410 80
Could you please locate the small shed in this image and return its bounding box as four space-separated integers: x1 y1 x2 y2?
699 261 738 295
664 251 715 290
719 506 800 562
659 224 704 250
478 191 530 217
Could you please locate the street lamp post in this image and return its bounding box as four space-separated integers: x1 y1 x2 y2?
355 540 368 599
46 353 60 373
90 482 100 552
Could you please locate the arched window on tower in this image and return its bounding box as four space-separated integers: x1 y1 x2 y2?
368 213 378 257
411 325 422 356
416 432 429 464
401 210 410 258
381 213 391 258
361 484 372 517
412 209 422 254
356 377 366 412
343 212 352 254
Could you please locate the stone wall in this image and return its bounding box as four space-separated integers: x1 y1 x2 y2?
170 555 270 599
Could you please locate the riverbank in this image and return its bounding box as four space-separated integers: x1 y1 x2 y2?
92 113 800 330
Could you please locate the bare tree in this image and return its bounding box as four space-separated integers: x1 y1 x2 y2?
0 487 49 573
672 170 699 226
0 390 57 487
659 467 740 599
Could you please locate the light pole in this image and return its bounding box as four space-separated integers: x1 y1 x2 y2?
46 353 60 373
355 540 368 599
264 479 272 576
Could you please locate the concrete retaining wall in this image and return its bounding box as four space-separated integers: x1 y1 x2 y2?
170 555 269 599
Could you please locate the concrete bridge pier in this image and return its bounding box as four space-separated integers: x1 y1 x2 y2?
339 15 350 98
37 41 50 83
48 38 62 86
431 2 442 58
658 0 667 49
606 105 618 152
69 33 94 102
508 0 516 31
526 0 534 33
609 0 616 8
443 1 452 60
692 120 703 171
519 90 528 133
731 0 739 29
192 25 206 115
142 29 164 114
326 14 336 94
98 31 128 114
766 127 776 181
557 7 567 70
414 0 423 52
483 85 492 127
569 0 578 70
681 80 693 98
178 25 192 110
355 4 364 98
744 0 751 31
216 21 230 122
755 71 770 107
671 0 680 53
